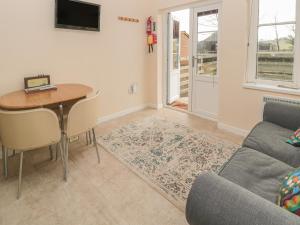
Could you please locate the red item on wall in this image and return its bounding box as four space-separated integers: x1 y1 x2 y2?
152 33 157 44
146 16 157 53
147 17 152 35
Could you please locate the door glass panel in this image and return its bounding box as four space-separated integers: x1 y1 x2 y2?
196 9 218 76
173 20 180 70
198 10 218 32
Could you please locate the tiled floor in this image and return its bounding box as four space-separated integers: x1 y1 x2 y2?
0 108 243 225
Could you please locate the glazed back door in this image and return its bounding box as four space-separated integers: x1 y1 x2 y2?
167 14 181 104
191 5 220 119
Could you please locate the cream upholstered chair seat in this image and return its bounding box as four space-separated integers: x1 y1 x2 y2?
62 91 101 180
0 108 63 199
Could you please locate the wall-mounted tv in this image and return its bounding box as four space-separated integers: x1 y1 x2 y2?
55 0 101 32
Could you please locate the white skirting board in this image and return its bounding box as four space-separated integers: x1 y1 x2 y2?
190 110 218 122
217 122 249 137
147 103 163 110
97 103 159 124
96 103 250 138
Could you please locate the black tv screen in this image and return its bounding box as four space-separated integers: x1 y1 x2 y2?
55 0 101 31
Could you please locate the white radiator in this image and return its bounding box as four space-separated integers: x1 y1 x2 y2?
263 96 300 106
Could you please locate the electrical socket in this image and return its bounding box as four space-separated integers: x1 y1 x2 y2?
129 83 138 95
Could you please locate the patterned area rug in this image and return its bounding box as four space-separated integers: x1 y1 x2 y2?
98 117 238 210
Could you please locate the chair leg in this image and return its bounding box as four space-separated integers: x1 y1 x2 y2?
90 131 93 145
86 132 89 145
2 147 8 178
55 144 59 161
64 137 69 181
17 152 24 199
49 145 53 160
2 146 6 178
58 140 66 181
1 147 3 177
92 129 100 164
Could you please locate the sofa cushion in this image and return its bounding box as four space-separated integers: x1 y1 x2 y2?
279 168 300 216
243 121 300 167
219 148 294 203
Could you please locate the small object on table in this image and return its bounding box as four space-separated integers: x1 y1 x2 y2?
24 75 57 94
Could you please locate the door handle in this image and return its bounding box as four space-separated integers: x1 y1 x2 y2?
192 56 196 67
192 56 202 67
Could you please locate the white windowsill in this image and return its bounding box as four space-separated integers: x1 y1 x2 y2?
243 83 300 96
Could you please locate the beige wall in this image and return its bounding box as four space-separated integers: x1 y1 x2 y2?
219 0 300 131
157 0 300 132
2 0 299 132
158 0 201 10
0 0 156 117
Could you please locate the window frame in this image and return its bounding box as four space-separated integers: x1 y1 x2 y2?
246 0 300 86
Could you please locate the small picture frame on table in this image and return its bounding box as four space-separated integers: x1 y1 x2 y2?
24 75 51 89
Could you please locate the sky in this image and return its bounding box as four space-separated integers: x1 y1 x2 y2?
171 9 190 34
259 0 295 24
258 0 296 40
171 8 218 42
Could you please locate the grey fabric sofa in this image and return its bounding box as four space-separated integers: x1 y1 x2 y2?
186 102 300 225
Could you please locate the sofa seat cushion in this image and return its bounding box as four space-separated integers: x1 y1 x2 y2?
219 148 294 203
243 121 300 167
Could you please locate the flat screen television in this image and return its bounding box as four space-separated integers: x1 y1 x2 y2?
55 0 101 31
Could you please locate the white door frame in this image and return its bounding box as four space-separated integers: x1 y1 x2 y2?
167 14 181 104
162 0 222 120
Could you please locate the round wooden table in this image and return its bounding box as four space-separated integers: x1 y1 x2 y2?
0 83 93 132
0 83 93 110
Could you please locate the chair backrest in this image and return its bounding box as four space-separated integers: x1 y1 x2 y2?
0 108 61 151
66 91 100 138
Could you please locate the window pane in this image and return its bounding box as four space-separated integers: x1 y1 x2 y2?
259 0 296 24
197 32 218 76
257 52 294 81
173 39 180 70
196 9 218 77
258 24 295 52
257 25 295 81
198 32 218 54
172 20 180 70
198 11 218 32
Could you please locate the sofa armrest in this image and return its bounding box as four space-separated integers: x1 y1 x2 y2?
186 173 299 225
263 102 300 131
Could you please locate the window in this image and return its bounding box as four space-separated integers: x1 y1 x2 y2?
247 0 300 85
196 9 219 77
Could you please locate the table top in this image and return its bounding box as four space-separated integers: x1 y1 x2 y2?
0 84 93 110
